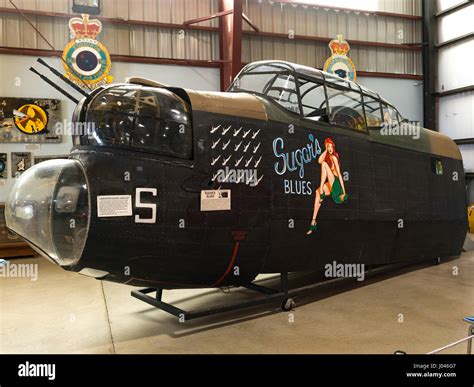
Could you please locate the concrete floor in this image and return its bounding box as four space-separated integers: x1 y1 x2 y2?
1 252 473 354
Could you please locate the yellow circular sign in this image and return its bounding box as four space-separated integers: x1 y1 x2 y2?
14 104 48 135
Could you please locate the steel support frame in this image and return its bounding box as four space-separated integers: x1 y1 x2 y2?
131 272 292 321
130 262 426 322
219 0 243 91
422 0 437 131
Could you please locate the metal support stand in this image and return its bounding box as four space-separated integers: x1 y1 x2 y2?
131 263 413 322
131 272 295 321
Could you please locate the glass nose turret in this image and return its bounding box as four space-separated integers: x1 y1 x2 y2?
5 159 90 267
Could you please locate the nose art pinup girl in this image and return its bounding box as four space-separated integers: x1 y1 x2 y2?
307 137 348 235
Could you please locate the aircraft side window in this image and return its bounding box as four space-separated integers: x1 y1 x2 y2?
265 73 300 114
299 79 328 122
363 94 383 127
325 84 366 131
229 67 300 114
231 71 277 94
382 104 400 127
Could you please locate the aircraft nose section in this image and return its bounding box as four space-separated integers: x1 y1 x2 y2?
5 159 90 267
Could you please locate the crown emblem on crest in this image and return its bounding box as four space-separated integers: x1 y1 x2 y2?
69 14 102 39
329 35 350 55
323 33 357 81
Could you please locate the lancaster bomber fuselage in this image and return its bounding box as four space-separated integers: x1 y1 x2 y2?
6 61 467 290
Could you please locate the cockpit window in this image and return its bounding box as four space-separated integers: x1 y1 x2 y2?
299 78 328 121
230 62 402 132
363 94 383 127
382 103 401 126
229 64 301 114
325 84 366 131
82 85 192 160
232 65 280 93
265 73 300 114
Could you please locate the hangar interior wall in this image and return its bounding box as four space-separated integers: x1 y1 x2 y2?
358 76 423 123
0 0 221 61
242 0 422 75
436 0 474 184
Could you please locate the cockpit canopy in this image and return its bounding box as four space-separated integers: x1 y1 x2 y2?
229 61 403 132
75 85 193 159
